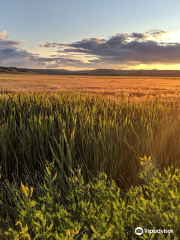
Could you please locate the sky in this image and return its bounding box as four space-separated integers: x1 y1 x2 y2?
1 0 180 70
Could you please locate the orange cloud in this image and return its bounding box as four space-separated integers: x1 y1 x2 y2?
0 30 8 40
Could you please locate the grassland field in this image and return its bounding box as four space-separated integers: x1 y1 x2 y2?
1 74 180 100
0 74 180 239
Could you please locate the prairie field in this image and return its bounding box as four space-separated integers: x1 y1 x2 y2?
0 74 180 239
1 74 180 101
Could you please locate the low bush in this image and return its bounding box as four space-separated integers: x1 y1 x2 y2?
0 156 180 239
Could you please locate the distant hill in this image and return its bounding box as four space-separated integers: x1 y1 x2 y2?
1 67 180 77
33 68 180 76
0 67 35 74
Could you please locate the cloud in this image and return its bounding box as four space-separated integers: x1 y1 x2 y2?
147 29 167 37
40 29 180 68
131 32 147 39
0 39 25 48
0 31 86 68
0 31 40 68
0 30 8 40
1 29 180 69
0 30 23 49
40 41 62 48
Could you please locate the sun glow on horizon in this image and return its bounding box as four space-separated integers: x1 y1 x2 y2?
162 30 180 43
131 63 180 71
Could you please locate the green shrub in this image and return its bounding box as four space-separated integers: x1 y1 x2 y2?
1 156 180 239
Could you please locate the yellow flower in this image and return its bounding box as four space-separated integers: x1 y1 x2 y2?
53 173 57 181
46 166 51 175
170 190 176 199
67 229 71 237
30 187 33 197
30 200 37 207
21 182 28 198
76 227 81 235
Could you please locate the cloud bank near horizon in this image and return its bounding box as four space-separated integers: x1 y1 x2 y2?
0 30 85 69
1 29 180 69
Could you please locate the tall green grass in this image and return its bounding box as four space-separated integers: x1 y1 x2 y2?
0 92 180 188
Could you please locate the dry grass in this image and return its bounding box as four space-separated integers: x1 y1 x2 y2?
1 74 180 101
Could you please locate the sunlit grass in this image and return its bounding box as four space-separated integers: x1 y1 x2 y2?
1 74 180 101
0 92 180 189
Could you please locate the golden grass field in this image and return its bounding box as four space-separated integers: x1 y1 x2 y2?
1 74 180 100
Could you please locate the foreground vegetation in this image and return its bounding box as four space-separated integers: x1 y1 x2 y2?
1 157 180 239
0 92 180 239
